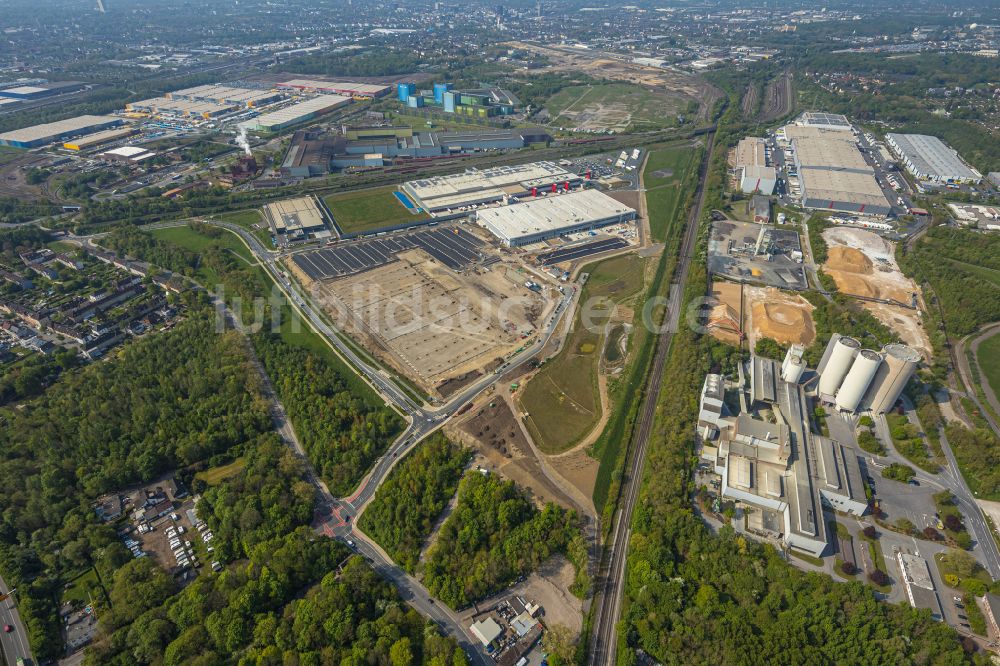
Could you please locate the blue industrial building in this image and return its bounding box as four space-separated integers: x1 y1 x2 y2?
397 83 416 103
433 83 452 105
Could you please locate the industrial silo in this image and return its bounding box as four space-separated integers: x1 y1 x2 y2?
818 335 861 398
836 349 883 412
781 344 807 384
864 343 921 413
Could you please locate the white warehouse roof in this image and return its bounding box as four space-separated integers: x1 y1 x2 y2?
477 189 635 245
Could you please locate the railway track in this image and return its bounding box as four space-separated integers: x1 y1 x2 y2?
588 128 715 664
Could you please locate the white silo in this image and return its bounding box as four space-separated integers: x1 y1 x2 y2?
781 344 806 384
864 344 921 413
836 349 883 412
818 335 860 398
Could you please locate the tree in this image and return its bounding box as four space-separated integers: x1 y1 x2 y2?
923 526 942 541
895 518 915 535
869 569 890 586
840 561 858 576
389 637 414 666
941 550 979 578
542 624 577 665
862 525 878 540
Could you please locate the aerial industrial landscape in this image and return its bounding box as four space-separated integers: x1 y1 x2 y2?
1 0 1000 665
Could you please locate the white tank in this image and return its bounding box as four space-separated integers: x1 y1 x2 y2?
836 349 883 412
781 344 806 384
818 336 860 397
864 344 921 413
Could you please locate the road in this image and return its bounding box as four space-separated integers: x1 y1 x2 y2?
0 575 31 666
191 219 576 662
588 130 715 664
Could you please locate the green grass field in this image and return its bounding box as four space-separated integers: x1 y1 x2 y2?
61 567 107 608
322 186 430 234
195 457 246 486
546 83 682 132
520 254 646 454
150 225 256 288
384 110 504 133
643 145 699 242
213 209 274 248
976 333 1000 411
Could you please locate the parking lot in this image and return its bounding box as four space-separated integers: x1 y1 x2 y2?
291 225 486 280
537 237 628 265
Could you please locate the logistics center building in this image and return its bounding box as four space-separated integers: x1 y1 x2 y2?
402 161 580 214
885 133 982 184
240 95 351 132
786 124 892 217
735 137 776 195
477 189 636 247
0 115 123 148
277 79 390 98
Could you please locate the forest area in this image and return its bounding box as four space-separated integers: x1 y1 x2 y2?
422 473 586 609
359 434 470 573
86 438 468 665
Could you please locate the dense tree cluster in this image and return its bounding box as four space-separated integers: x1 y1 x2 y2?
86 527 466 665
0 312 272 658
0 195 58 223
254 333 403 495
423 472 580 608
360 433 470 573
198 435 316 561
802 292 898 367
946 424 1000 500
898 226 1000 337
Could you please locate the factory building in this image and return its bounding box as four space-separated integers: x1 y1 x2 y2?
886 133 982 184
62 126 137 151
786 124 892 218
276 79 390 98
477 189 636 247
816 334 920 414
0 115 123 149
396 83 416 102
0 80 86 100
126 97 235 119
735 137 776 195
699 356 869 558
433 83 453 104
167 85 283 108
402 161 579 214
240 95 351 132
100 146 156 163
280 130 335 178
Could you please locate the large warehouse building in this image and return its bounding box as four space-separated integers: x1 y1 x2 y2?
240 95 351 132
735 137 776 195
477 189 636 247
786 124 891 217
886 133 982 184
0 115 123 149
402 161 580 214
126 97 235 119
167 84 283 108
276 79 390 98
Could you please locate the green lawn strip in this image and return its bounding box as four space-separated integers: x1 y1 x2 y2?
789 549 824 567
975 333 1000 415
60 567 108 608
884 412 939 474
195 457 247 486
322 185 430 234
867 540 892 593
212 209 274 248
520 254 647 454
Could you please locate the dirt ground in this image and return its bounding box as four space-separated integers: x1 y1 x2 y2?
549 448 600 503
822 227 931 356
449 398 583 512
502 41 720 121
314 250 549 395
746 286 816 347
707 280 743 345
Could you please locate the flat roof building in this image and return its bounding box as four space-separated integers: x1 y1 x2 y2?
167 84 282 108
241 95 351 132
261 196 328 240
886 133 982 184
469 618 503 647
786 123 892 217
126 97 235 119
101 145 156 163
63 126 137 151
0 115 123 149
277 79 390 98
403 161 579 214
477 189 636 247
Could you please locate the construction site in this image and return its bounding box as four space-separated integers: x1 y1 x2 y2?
290 243 554 397
821 227 930 356
706 280 816 349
